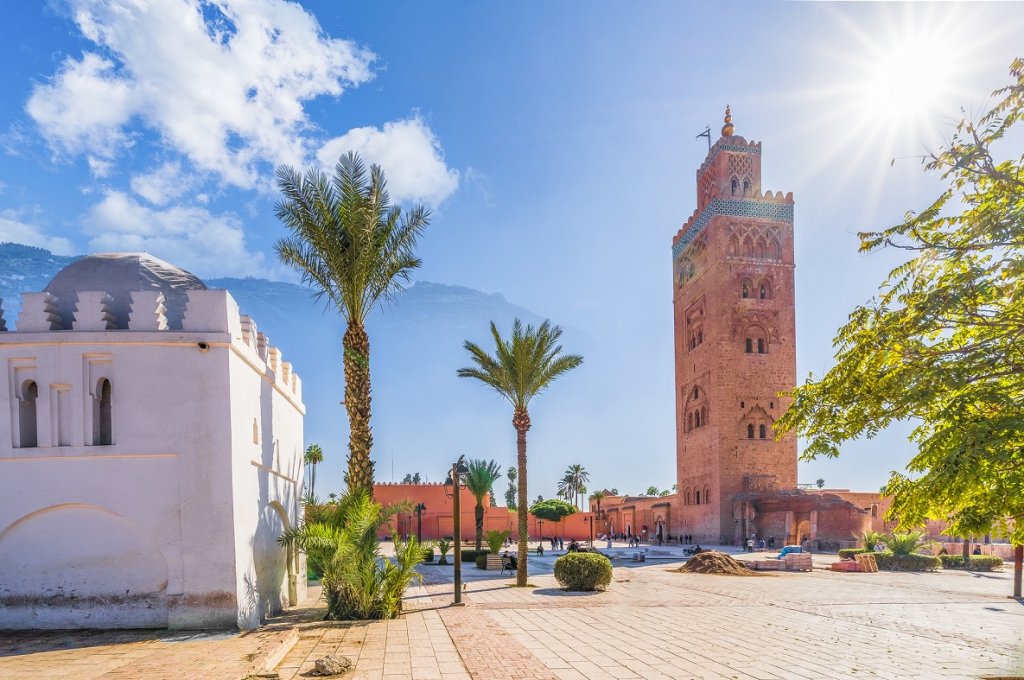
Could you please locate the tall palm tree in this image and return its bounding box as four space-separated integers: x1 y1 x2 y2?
589 490 606 515
304 443 324 498
563 464 590 508
458 319 583 587
556 474 574 504
275 152 429 496
464 459 503 550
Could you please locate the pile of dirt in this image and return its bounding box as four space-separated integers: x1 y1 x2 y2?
675 551 759 576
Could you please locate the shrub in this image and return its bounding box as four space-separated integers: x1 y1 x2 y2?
485 529 511 555
870 551 940 572
838 548 868 560
940 554 1003 571
882 530 932 556
461 549 490 562
421 548 435 563
435 539 452 565
553 552 613 591
475 554 488 569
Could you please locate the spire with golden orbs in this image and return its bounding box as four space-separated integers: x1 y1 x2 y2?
721 105 734 137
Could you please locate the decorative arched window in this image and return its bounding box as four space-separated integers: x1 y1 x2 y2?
685 490 691 505
747 424 755 439
93 378 112 445
731 177 739 195
758 338 766 354
704 487 711 505
695 490 701 505
742 282 750 298
694 410 701 428
759 284 767 299
693 386 699 399
743 178 751 194
18 380 38 448
759 424 767 439
700 406 707 426
745 338 753 353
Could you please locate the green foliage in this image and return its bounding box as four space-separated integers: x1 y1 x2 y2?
421 547 435 563
882 531 932 556
475 554 488 569
777 59 1024 545
857 530 886 551
304 443 324 497
838 548 868 560
435 538 452 565
505 466 518 509
559 464 590 508
940 554 1004 571
485 529 511 555
870 551 941 572
460 549 490 562
279 490 423 619
645 486 659 497
553 553 613 591
529 498 577 522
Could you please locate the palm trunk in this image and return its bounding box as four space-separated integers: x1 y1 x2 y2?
343 322 374 496
513 407 531 587
475 501 484 551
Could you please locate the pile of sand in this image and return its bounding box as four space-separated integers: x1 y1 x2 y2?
675 551 759 576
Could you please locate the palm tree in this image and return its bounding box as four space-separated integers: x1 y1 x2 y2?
304 443 324 497
465 458 503 550
275 152 430 496
589 490 606 516
458 319 583 586
556 474 574 504
563 464 590 508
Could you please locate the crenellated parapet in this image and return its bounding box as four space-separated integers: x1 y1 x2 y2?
17 292 63 331
128 291 169 331
72 292 118 331
182 290 243 337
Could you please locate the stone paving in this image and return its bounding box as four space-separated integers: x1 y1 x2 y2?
2 547 1022 679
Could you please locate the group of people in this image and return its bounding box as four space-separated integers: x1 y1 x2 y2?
744 536 776 553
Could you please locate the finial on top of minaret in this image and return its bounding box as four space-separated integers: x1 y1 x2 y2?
721 105 734 137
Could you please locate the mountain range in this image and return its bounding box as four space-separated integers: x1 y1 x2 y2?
0 243 669 499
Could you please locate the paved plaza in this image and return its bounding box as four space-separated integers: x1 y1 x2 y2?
1 547 1021 679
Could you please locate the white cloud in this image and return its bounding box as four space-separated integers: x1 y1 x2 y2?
28 0 374 187
84 190 268 278
0 211 77 255
318 117 459 206
130 162 194 205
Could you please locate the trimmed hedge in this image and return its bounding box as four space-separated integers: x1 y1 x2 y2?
475 554 488 569
421 548 435 563
869 551 941 572
461 549 490 562
838 548 868 560
553 552 613 591
940 554 1004 571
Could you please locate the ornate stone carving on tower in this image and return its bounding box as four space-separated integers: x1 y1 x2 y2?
671 108 798 544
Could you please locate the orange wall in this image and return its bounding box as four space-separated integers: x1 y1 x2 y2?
373 483 596 542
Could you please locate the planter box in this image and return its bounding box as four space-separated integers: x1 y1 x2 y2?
485 554 504 570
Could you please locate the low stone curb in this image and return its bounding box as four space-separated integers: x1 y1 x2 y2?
238 628 299 679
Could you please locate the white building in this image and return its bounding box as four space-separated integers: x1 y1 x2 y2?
0 253 306 630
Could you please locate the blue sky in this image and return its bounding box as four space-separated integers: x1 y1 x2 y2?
2 1 1023 499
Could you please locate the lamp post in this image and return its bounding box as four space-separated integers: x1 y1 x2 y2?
444 455 470 606
537 518 544 546
414 502 427 543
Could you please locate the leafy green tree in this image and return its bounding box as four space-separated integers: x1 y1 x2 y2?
275 152 430 496
645 486 659 497
529 498 577 522
304 443 324 497
815 478 825 489
777 59 1024 554
412 472 421 484
609 488 619 496
458 319 583 586
401 473 412 484
505 466 518 509
465 458 503 550
280 490 423 619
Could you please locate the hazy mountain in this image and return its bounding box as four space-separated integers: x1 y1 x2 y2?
0 243 631 496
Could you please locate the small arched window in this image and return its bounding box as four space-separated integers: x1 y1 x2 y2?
759 424 767 439
745 338 753 353
700 406 707 426
93 378 112 445
695 490 701 505
694 410 701 428
693 386 699 399
758 338 766 354
731 177 739 195
704 487 711 505
742 282 750 298
18 380 38 448
685 490 691 505
743 178 751 194
747 424 755 439
759 284 767 299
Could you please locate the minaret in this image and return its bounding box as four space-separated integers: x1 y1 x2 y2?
671 107 798 544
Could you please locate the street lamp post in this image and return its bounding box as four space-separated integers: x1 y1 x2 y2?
414 502 427 543
444 455 470 606
537 518 544 546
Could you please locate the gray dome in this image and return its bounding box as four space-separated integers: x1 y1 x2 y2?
45 253 207 329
